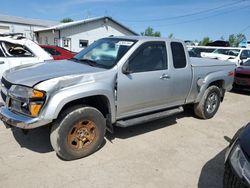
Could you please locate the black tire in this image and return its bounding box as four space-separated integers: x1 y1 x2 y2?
194 85 221 119
50 106 106 160
223 163 247 188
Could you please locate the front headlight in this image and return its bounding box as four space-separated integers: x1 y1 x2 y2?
9 85 45 99
9 85 46 117
230 144 250 184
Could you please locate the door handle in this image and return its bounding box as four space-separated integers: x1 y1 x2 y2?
160 74 170 79
0 61 4 64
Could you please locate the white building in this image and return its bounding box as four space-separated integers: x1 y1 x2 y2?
0 14 57 40
35 16 138 52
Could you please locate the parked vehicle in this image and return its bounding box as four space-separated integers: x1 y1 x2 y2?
224 122 250 188
188 48 201 57
201 48 250 66
187 46 216 57
239 41 250 48
0 36 235 160
40 45 76 60
0 33 52 79
233 59 250 90
207 40 230 47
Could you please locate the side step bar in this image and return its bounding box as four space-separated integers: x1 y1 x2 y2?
116 106 183 127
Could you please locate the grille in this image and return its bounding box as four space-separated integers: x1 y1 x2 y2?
235 73 250 79
1 77 12 89
1 91 6 102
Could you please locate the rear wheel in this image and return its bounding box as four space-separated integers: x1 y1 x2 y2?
50 106 106 160
194 85 221 119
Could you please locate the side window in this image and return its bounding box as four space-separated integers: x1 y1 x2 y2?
43 47 61 56
128 42 167 73
171 42 187 69
2 42 34 57
241 50 250 58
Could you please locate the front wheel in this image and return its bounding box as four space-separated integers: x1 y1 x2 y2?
50 106 106 160
194 85 221 119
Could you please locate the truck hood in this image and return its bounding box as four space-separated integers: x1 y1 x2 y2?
3 60 105 87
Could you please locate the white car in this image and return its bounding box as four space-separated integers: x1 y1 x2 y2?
201 48 250 66
0 33 52 78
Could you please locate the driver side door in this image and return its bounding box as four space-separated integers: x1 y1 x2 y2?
116 41 173 119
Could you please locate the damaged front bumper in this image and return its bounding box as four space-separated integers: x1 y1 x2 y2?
0 106 52 129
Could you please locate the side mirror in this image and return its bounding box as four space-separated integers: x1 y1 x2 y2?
122 61 132 75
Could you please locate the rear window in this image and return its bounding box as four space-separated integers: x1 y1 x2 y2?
171 42 187 69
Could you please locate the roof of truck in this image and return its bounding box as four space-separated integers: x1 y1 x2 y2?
110 35 184 43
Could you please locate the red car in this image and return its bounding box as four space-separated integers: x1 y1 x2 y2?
40 45 76 60
234 59 250 90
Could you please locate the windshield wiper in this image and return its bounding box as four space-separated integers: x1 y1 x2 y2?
80 59 98 67
69 57 81 62
70 58 109 69
70 58 97 66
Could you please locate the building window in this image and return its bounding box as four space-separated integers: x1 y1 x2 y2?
79 40 88 48
63 38 70 48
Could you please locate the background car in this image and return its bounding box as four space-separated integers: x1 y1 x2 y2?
201 48 250 66
207 40 230 47
186 46 216 57
40 45 76 60
0 33 52 79
233 59 250 90
224 122 250 188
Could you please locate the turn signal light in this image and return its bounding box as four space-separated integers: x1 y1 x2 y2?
30 104 42 117
32 89 44 98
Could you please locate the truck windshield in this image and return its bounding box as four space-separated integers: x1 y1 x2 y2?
73 38 137 69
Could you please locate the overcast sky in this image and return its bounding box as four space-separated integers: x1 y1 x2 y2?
1 0 250 41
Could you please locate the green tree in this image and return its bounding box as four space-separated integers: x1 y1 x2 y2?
141 27 161 37
60 18 74 23
228 33 246 47
199 37 212 46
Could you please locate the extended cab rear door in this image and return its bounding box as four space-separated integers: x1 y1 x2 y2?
168 41 192 105
116 41 173 119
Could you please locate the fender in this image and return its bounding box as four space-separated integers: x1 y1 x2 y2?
195 70 233 103
38 82 116 123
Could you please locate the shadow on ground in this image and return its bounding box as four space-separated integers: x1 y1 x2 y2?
198 148 227 188
12 126 53 153
106 108 194 141
11 108 194 153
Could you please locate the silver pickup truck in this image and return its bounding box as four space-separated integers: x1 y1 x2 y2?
0 36 235 160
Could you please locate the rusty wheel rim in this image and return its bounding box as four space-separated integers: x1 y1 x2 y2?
67 120 97 150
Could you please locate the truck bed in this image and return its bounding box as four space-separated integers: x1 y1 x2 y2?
190 57 236 67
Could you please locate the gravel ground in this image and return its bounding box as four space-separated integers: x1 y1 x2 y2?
0 90 249 188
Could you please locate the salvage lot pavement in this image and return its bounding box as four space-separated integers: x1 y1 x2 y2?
0 91 249 188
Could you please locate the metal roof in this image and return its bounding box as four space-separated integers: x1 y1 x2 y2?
0 14 58 27
34 16 138 35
